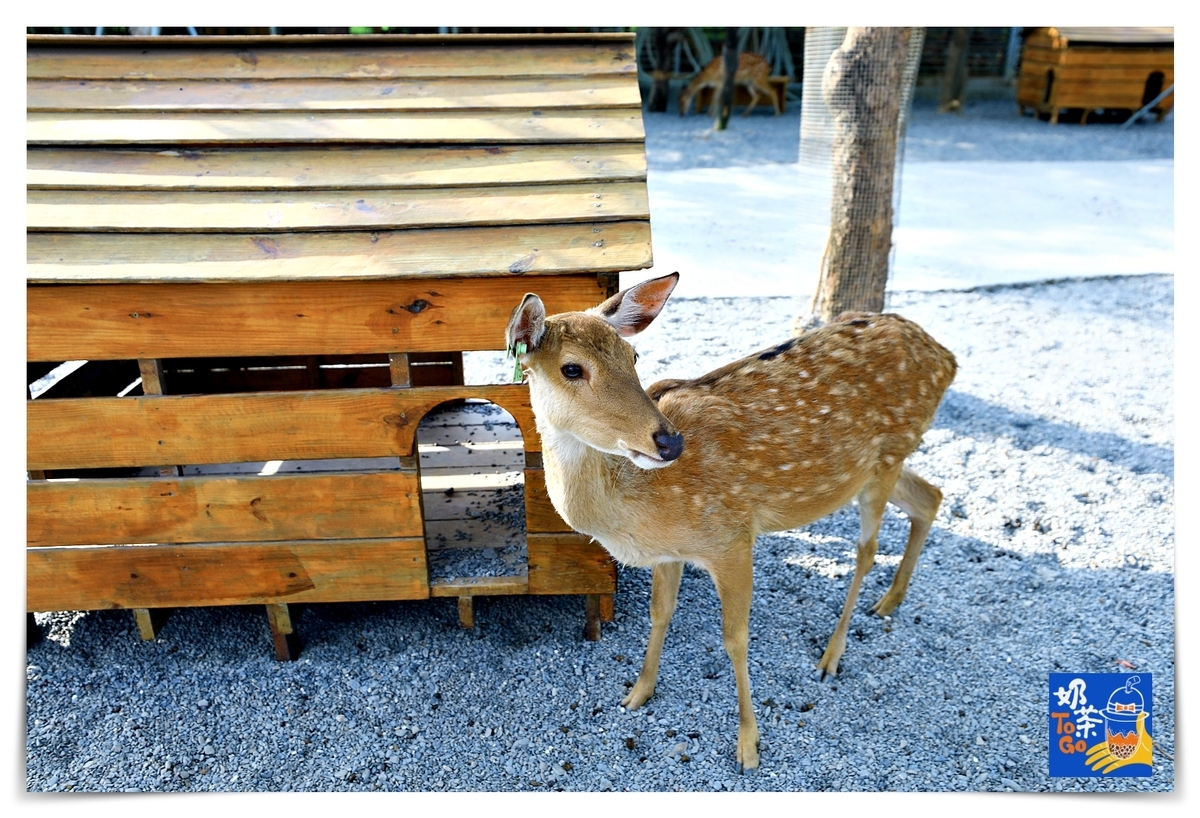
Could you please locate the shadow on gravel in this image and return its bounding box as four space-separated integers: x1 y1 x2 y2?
960 274 1174 323
32 593 600 667
933 389 1172 479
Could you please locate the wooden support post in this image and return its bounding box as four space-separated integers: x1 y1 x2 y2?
266 603 301 661
584 594 603 641
457 596 475 629
390 353 421 469
137 358 167 396
27 387 47 641
599 593 615 623
388 352 412 389
598 272 620 299
133 607 171 641
27 379 45 475
447 351 465 387
135 358 178 636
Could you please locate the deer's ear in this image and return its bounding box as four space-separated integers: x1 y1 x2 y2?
506 293 546 352
590 272 679 338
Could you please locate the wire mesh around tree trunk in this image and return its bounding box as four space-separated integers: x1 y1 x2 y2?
797 27 924 324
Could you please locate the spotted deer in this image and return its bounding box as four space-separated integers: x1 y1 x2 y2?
505 272 956 772
678 52 782 117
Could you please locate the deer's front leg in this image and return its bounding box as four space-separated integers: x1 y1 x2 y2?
621 560 683 710
708 545 759 772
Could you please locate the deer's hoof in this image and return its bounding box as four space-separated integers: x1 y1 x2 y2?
870 592 904 617
815 641 844 681
737 731 760 772
620 683 653 711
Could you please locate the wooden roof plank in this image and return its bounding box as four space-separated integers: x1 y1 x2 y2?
28 182 650 233
27 221 652 283
27 144 647 191
28 76 641 112
27 44 638 81
27 109 646 145
27 33 636 47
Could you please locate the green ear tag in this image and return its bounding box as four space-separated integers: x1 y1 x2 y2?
509 342 528 383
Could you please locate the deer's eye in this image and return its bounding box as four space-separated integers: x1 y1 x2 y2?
561 363 584 380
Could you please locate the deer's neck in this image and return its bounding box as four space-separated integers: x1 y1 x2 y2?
539 427 624 528
538 426 660 565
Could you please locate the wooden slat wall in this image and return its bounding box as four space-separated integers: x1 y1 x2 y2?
28 276 610 360
27 538 430 611
524 468 573 534
27 384 537 470
528 533 618 595
28 471 424 547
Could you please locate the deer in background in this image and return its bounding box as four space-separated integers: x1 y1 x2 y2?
506 272 956 772
679 52 782 117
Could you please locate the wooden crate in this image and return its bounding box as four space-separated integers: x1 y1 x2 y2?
26 32 650 658
1017 27 1173 124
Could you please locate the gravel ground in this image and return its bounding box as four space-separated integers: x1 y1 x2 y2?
26 93 1175 794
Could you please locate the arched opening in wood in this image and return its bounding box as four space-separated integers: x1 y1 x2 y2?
414 399 529 599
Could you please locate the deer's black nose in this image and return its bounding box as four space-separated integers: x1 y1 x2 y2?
654 429 685 462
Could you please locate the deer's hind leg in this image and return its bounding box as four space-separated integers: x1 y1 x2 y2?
871 466 942 617
816 463 903 680
622 560 684 711
741 86 760 116
753 80 781 115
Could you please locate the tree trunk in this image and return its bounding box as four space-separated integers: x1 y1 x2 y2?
938 27 970 113
812 27 913 322
645 28 672 113
712 28 739 130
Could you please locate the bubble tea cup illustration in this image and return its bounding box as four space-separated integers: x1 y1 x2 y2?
1103 676 1148 761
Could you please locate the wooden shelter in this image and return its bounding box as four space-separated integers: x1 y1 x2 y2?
1017 27 1174 124
26 33 651 658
